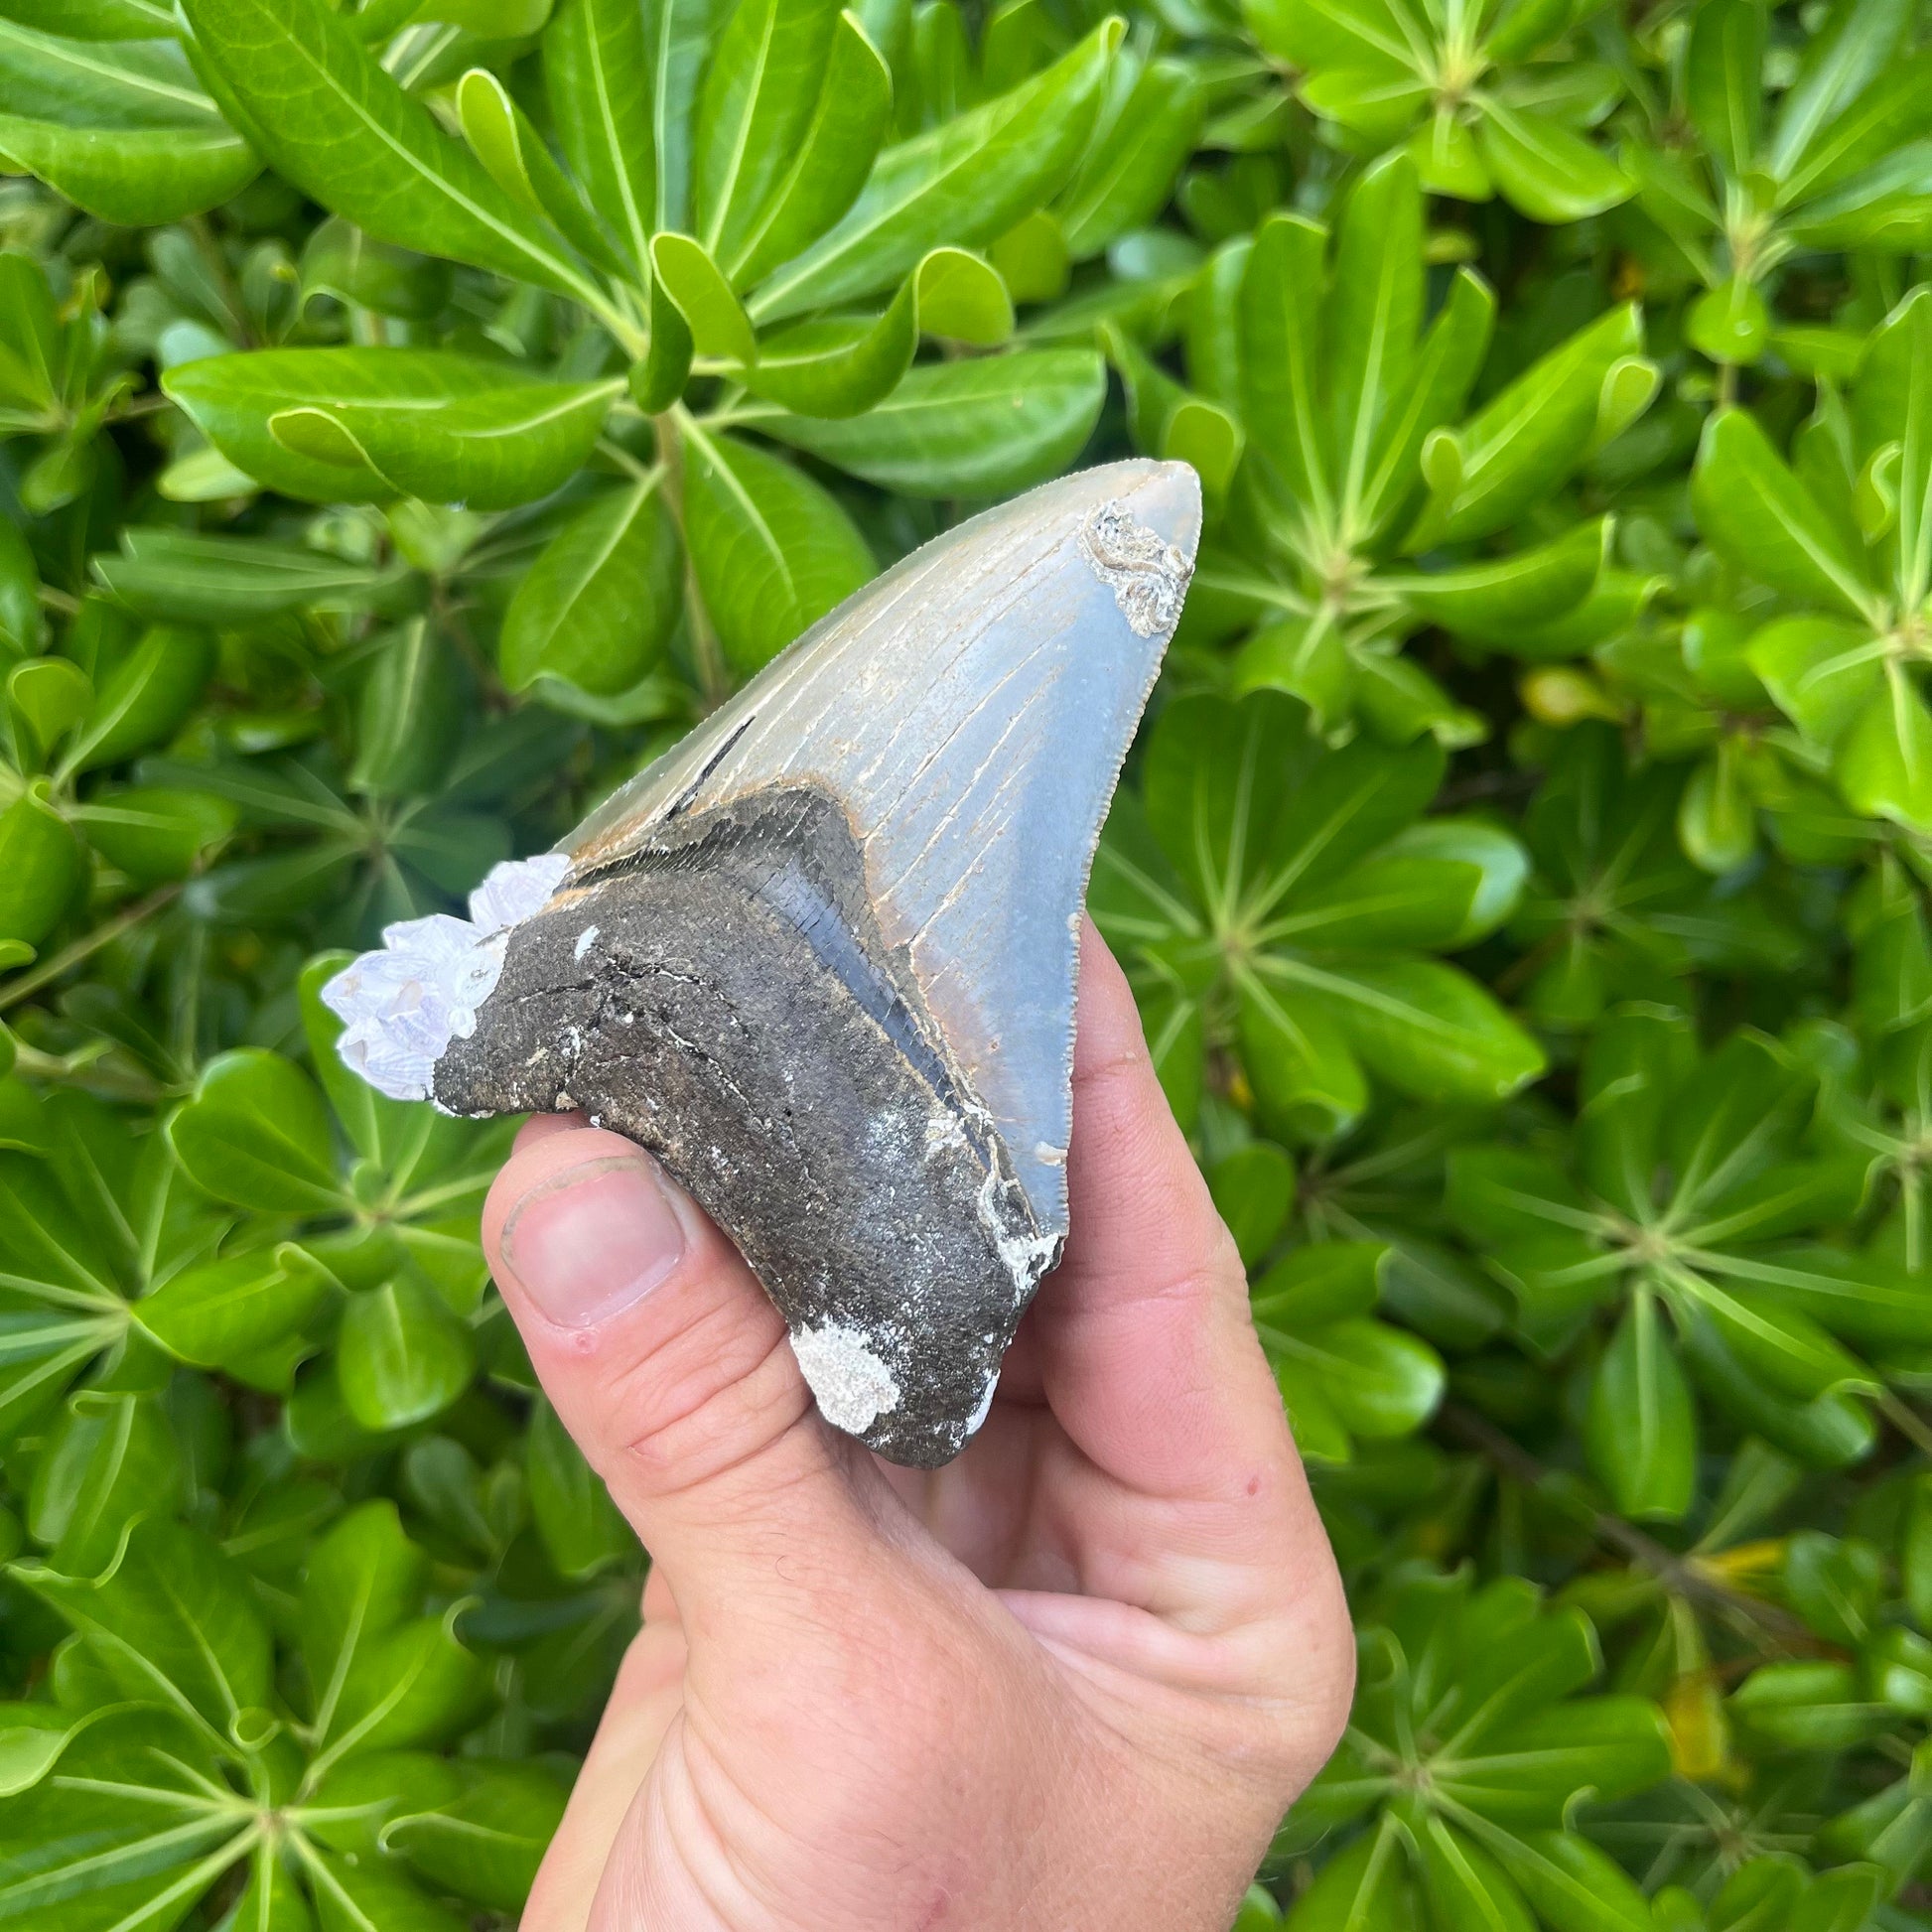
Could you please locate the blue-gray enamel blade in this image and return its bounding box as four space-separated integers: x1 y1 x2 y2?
563 459 1202 1243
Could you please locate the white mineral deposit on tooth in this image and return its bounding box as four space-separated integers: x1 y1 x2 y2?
965 1369 1000 1437
790 1320 901 1434
320 852 572 1103
1077 499 1190 637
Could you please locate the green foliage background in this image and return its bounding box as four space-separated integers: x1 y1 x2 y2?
4 0 1932 1924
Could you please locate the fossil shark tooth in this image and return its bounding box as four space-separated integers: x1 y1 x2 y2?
323 460 1201 1467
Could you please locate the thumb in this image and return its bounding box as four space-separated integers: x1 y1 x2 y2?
483 1118 866 1607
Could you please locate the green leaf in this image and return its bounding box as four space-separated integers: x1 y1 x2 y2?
169 348 617 508
1413 1817 1538 1932
455 68 633 281
1437 1699 1673 1823
1684 0 1765 178
1842 665 1932 830
388 1762 568 1911
1472 100 1631 223
735 296 916 418
1748 614 1881 745
1238 971 1368 1142
542 0 656 275
1688 275 1772 365
14 1516 273 1738
296 1499 483 1767
0 1707 241 1927
303 1847 468 1932
1239 211 1329 527
1481 1825 1655 1932
0 22 259 224
693 0 840 268
337 1276 476 1432
751 17 1118 320
500 477 682 695
1420 305 1644 544
1290 956 1547 1104
180 0 601 305
0 514 41 660
1328 153 1422 521
526 1393 634 1579
724 6 890 288
1383 519 1604 639
8 655 90 768
0 0 174 34
70 787 235 883
135 1244 331 1373
1281 1819 1414 1930
680 423 874 672
1242 0 1415 76
271 384 614 512
0 780 83 950
28 1390 183 1575
1768 0 1919 183
1587 1290 1696 1520
1858 285 1932 611
913 244 1013 346
1693 409 1879 621
650 229 759 362
301 216 452 322
744 345 1105 496
168 1048 343 1216
1053 52 1203 261
62 624 211 776
1208 1142 1296 1267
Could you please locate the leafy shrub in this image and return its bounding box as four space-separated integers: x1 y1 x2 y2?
6 0 1932 1927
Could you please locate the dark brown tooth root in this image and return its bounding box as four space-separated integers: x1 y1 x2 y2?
433 784 1053 1469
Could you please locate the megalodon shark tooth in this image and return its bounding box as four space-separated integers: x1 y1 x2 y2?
323 460 1201 1467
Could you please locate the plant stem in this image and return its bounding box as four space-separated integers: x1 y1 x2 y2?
1437 1402 1812 1646
660 408 729 712
0 883 182 1013
1879 1389 1932 1459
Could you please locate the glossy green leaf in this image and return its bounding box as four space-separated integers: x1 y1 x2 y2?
337 1278 476 1433
0 22 259 223
500 477 682 695
15 1516 274 1736
751 17 1118 319
680 423 874 671
0 781 82 950
168 1048 343 1216
1586 1290 1696 1520
543 0 656 274
745 345 1105 496
693 0 840 268
1694 409 1879 621
724 7 891 288
181 0 599 303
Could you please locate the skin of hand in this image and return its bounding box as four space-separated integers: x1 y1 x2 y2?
482 922 1354 1931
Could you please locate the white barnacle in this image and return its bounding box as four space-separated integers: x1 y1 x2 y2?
574 924 600 960
1076 498 1191 638
320 852 572 1104
789 1320 901 1434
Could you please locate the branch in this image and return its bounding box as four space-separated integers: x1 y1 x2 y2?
0 884 182 1014
1437 1402 1812 1646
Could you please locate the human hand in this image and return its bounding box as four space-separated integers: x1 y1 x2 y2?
482 922 1353 1931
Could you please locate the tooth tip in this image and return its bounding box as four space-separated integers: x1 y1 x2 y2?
1103 457 1204 560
